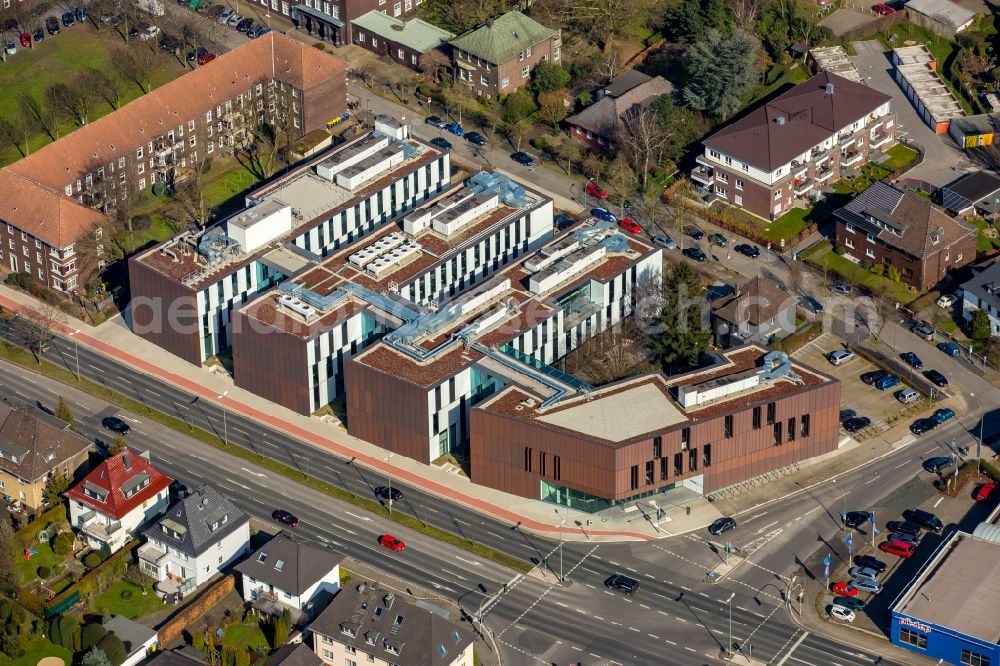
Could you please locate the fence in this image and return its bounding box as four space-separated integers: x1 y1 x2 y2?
899 178 938 196
156 575 236 646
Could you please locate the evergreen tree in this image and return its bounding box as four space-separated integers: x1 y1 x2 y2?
108 435 128 456
97 632 126 666
682 29 761 119
54 397 75 428
649 263 712 374
81 647 111 666
971 309 992 341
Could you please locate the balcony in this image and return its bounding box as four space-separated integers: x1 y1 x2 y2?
690 165 713 185
839 135 857 150
814 151 830 166
794 178 814 195
80 519 121 543
816 165 834 182
871 133 894 149
138 542 167 568
842 151 863 166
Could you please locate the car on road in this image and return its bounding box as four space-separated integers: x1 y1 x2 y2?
652 235 677 250
830 605 856 622
734 243 760 258
853 555 887 574
904 509 943 533
924 369 948 387
554 214 576 231
975 482 997 502
374 486 403 502
931 408 955 424
844 511 870 529
606 574 640 595
832 582 858 597
910 418 938 435
378 534 406 551
429 137 452 151
886 520 922 536
828 349 855 365
843 416 871 433
46 16 60 34
709 232 728 247
937 294 957 308
444 122 464 136
590 208 616 223
860 369 888 385
839 409 857 424
880 540 915 557
464 131 486 146
937 341 961 357
900 352 923 369
800 295 824 314
510 151 535 166
850 578 882 594
618 218 641 234
61 11 74 26
895 388 919 404
832 282 851 296
922 456 953 473
19 32 30 47
834 596 865 611
424 115 446 128
585 181 608 199
683 246 708 263
684 226 705 240
708 517 737 535
271 509 299 526
911 322 935 340
101 416 130 434
874 374 901 391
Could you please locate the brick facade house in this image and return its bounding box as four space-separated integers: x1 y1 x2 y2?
351 10 452 71
566 71 673 151
448 11 560 98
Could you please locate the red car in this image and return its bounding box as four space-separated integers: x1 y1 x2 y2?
880 540 915 558
585 181 607 199
618 218 642 234
872 3 895 13
198 51 216 65
20 32 31 47
975 482 997 502
831 582 859 597
379 534 406 552
271 509 299 526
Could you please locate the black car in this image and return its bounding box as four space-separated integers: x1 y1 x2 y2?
61 11 74 26
886 520 923 537
709 232 728 247
853 555 888 574
839 409 857 424
683 246 708 262
860 369 888 385
33 27 44 41
187 47 208 61
429 136 452 151
271 509 299 526
606 574 640 595
236 17 253 32
900 352 923 369
511 151 535 166
922 456 953 474
129 24 141 38
734 243 760 258
905 509 944 533
74 6 87 22
554 214 575 231
465 131 487 146
834 596 865 611
101 416 131 434
800 295 824 314
924 369 948 387
425 115 447 128
708 516 736 535
910 418 938 435
46 16 60 34
844 511 870 529
843 416 871 433
684 226 705 240
374 486 403 502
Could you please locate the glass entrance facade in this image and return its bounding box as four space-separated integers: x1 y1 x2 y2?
540 480 680 513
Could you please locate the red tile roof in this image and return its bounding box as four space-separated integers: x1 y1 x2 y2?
0 170 105 248
65 451 172 520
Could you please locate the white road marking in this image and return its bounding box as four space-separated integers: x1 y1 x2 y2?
894 459 912 470
455 555 482 567
775 631 811 666
934 497 943 508
240 467 267 478
344 511 372 522
755 520 779 534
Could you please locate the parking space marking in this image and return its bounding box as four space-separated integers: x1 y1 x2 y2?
894 459 912 470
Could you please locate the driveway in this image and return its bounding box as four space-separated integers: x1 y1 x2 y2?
851 40 977 187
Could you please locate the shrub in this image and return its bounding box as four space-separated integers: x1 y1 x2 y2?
4 272 35 290
132 215 152 231
52 530 74 555
80 622 108 652
83 552 102 569
886 264 901 282
37 565 52 579
870 262 884 277
97 632 127 666
200 159 213 175
120 588 134 600
312 42 325 50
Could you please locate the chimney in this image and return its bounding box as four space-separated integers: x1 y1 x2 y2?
775 116 786 125
825 82 835 94
122 453 132 470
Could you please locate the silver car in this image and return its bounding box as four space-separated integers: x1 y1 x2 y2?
652 235 677 250
850 578 882 594
848 566 880 581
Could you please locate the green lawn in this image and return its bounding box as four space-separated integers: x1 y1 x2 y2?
881 144 919 171
221 621 270 652
92 581 165 620
3 638 73 666
808 242 913 303
0 23 189 166
768 208 811 243
746 64 811 106
15 540 67 585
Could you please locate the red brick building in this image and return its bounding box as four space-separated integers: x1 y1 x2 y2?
351 10 453 71
565 71 673 151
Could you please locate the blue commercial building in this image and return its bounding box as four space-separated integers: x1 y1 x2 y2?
891 529 1000 666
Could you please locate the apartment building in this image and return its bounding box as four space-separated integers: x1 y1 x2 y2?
833 181 976 290
448 11 560 98
233 170 554 415
692 71 895 220
128 117 450 366
290 0 429 46
351 10 453 71
471 346 841 510
1 33 348 293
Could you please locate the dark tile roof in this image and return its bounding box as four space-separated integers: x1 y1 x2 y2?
834 181 975 259
704 71 891 171
309 582 473 666
712 276 794 325
961 261 1000 314
142 485 248 558
603 70 652 98
234 531 342 596
64 450 172 520
942 171 1000 207
566 76 673 137
265 643 322 666
147 651 205 666
0 400 91 483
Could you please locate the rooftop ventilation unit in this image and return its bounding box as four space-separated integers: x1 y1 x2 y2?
775 116 787 125
365 240 422 278
277 293 319 322
348 232 407 268
825 82 835 94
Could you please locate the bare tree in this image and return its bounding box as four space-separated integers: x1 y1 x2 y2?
554 137 582 177
0 115 30 158
418 49 451 84
17 304 65 362
786 258 804 295
505 121 526 152
17 92 58 141
169 158 214 229
730 0 763 30
443 0 504 32
537 91 569 128
867 284 897 342
613 105 670 191
112 45 156 94
46 79 100 126
592 46 624 83
81 68 127 110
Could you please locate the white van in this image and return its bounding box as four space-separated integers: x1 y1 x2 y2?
828 349 855 365
895 388 920 404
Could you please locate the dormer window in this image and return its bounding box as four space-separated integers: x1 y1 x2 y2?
384 642 400 655
341 625 356 638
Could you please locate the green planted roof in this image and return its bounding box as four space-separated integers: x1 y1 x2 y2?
352 10 454 53
448 11 557 65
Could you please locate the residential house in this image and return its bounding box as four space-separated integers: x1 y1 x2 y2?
351 11 453 71
949 114 998 150
960 261 1000 337
266 644 322 666
137 485 250 597
833 181 976 291
711 276 797 348
692 71 895 220
940 170 1000 217
0 33 348 293
565 71 674 151
311 581 474 666
234 531 342 622
103 615 158 666
65 450 172 553
0 400 91 512
448 11 560 98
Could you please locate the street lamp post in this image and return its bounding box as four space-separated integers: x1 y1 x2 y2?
386 452 395 515
555 508 565 583
70 329 81 380
726 592 735 657
971 393 985 477
217 391 229 447
831 478 846 529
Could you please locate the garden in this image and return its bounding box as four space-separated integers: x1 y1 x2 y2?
92 581 164 620
803 240 915 305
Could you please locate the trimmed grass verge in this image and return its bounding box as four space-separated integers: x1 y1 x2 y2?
0 342 531 574
881 144 918 171
93 581 165 619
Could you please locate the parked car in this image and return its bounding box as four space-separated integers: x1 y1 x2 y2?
832 582 858 597
911 322 935 340
618 218 642 234
800 295 824 314
61 11 74 26
709 232 728 247
236 17 253 33
33 27 44 42
937 341 961 357
922 456 953 473
853 555 887 574
888 532 920 546
585 181 607 198
910 418 938 435
4 39 15 55
843 416 871 433
734 243 760 258
197 51 215 65
444 122 464 136
101 416 131 434
464 131 486 146
187 46 208 61
378 534 406 552
429 137 452 151
931 408 955 424
683 246 708 263
828 349 855 365
554 214 576 231
218 7 234 23
904 509 943 533
590 208 616 223
832 282 852 296
844 511 870 528
424 115 446 128
227 13 243 26
271 509 298 526
606 574 640 595
139 24 160 40
652 235 677 250
46 16 60 34
830 605 856 622
900 352 923 369
74 6 87 22
937 294 957 308
510 151 535 166
850 578 882 594
975 482 997 502
684 226 705 240
860 369 888 385
19 32 30 47
895 388 919 404
206 4 226 19
839 409 857 424
872 3 895 14
886 520 922 537
708 517 737 535
924 369 949 387
834 596 865 611
880 540 915 557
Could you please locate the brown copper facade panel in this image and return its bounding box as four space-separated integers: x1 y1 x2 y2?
232 309 312 415
127 257 202 366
